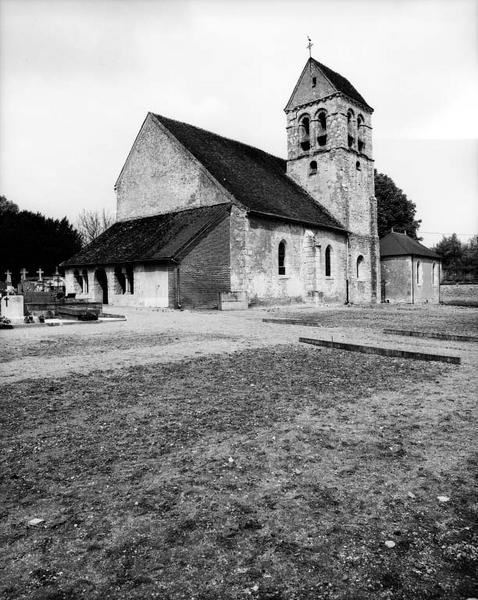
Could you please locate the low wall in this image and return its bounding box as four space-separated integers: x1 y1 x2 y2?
440 283 478 307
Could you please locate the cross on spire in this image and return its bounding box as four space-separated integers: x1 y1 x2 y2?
307 36 313 58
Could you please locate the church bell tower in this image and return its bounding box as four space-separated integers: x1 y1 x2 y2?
285 55 380 301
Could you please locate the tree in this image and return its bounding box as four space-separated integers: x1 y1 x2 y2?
0 197 82 283
435 234 478 282
76 209 114 246
0 195 19 215
374 170 421 239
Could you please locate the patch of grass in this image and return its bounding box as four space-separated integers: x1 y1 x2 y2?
282 305 478 336
1 346 476 599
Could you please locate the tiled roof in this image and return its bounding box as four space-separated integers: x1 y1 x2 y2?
312 59 372 110
153 114 345 232
380 232 441 259
62 204 230 267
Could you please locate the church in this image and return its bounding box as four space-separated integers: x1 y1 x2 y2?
62 57 380 309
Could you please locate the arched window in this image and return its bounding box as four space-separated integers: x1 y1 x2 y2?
356 160 361 171
356 255 364 279
325 245 332 277
347 109 355 149
278 241 286 275
309 160 317 175
416 261 421 285
316 110 327 146
357 114 365 152
299 114 310 151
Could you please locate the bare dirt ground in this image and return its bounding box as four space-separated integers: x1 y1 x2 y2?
1 303 477 600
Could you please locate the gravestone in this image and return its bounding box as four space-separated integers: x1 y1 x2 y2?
0 295 24 320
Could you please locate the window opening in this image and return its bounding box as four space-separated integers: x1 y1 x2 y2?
325 245 332 277
309 160 317 175
356 161 361 171
317 110 327 146
299 115 310 151
347 110 355 149
356 255 364 278
357 114 365 152
312 76 317 87
278 241 286 275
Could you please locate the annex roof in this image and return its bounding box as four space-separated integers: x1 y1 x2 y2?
62 204 230 267
380 232 441 260
152 114 346 232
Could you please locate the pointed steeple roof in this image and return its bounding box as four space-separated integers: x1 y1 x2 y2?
285 58 373 112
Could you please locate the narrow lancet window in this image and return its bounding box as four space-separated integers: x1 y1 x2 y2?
357 114 365 152
278 241 286 275
347 110 355 149
356 255 364 278
325 245 332 276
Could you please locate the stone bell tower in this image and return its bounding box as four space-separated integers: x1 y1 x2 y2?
285 57 380 302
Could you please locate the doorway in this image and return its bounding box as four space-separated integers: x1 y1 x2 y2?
95 268 109 304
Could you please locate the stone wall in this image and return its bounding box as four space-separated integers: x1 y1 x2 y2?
285 90 379 304
412 257 440 304
232 214 348 305
115 114 231 222
381 256 440 304
381 256 412 303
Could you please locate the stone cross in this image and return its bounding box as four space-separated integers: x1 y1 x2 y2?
4 270 12 285
20 268 28 281
37 268 44 281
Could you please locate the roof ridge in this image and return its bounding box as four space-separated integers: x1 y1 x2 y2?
311 58 372 111
153 113 286 165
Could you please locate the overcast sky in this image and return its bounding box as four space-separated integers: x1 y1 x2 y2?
1 0 477 247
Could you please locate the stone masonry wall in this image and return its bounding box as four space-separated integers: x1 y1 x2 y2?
381 256 440 304
115 114 231 222
285 90 378 303
412 257 440 304
233 214 347 305
381 256 412 303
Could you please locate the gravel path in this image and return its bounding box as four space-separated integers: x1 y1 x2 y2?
1 304 477 384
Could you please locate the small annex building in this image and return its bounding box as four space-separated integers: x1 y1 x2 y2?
380 231 441 304
62 57 381 309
